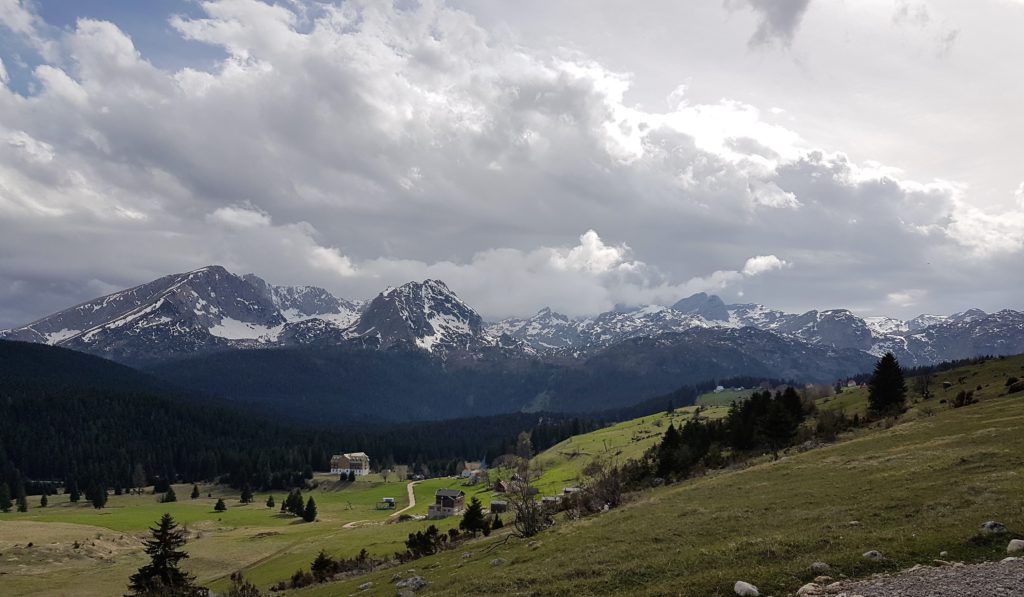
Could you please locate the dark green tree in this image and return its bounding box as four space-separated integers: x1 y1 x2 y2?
266 495 275 509
760 400 798 457
190 485 200 500
0 482 12 512
68 479 80 503
225 572 263 597
127 513 208 596
310 549 334 582
214 498 227 512
162 486 177 503
15 479 29 512
40 494 48 508
240 484 253 504
459 497 487 536
89 482 108 509
868 352 908 417
302 496 317 522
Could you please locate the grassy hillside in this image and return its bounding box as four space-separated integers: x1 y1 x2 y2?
312 355 1024 596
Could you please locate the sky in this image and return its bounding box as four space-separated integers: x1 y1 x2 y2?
1 0 1022 327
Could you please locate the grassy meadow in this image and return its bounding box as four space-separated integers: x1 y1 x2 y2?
312 355 1024 596
3 355 1023 595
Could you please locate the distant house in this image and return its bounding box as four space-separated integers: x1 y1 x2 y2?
490 500 508 514
330 452 370 476
427 489 466 519
493 480 509 494
563 487 580 495
541 496 561 510
459 461 482 478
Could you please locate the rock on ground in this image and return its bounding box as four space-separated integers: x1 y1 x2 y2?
1008 539 1024 554
834 559 1024 596
734 580 759 596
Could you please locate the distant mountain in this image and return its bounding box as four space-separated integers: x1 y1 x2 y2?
4 266 1023 421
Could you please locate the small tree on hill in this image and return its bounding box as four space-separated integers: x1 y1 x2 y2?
0 483 12 512
67 479 80 503
127 513 208 596
459 497 487 537
90 482 108 509
40 494 48 508
302 497 317 522
162 486 177 503
190 485 200 500
868 352 908 417
225 572 262 597
266 495 275 509
214 498 227 512
15 479 29 512
240 484 253 504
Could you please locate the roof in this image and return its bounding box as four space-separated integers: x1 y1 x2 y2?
436 489 465 498
344 452 369 459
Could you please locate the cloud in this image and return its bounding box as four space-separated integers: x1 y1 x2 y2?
0 0 1021 327
726 0 813 48
742 255 789 276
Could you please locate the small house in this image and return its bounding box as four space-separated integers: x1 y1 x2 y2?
427 489 465 519
490 500 508 514
459 460 482 478
541 496 561 510
330 452 371 476
493 480 509 493
563 487 580 495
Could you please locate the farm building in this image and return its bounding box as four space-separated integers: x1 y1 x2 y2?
330 452 370 476
427 488 466 519
493 479 509 493
489 500 508 513
459 460 482 478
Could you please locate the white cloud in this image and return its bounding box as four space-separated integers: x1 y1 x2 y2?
742 255 790 276
0 0 1021 325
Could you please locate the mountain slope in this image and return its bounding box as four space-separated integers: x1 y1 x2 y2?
321 355 1024 596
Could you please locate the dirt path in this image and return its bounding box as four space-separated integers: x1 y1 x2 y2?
390 481 419 518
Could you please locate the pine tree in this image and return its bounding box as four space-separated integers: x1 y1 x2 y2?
459 496 487 536
68 479 80 503
127 514 208 596
90 482 108 509
15 479 28 512
302 496 317 522
225 572 262 597
162 486 177 503
0 483 12 512
310 549 334 581
40 494 48 508
240 484 253 504
214 498 227 512
190 485 200 500
868 352 908 417
266 495 275 509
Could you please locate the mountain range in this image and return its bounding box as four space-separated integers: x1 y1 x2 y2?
3 265 1022 420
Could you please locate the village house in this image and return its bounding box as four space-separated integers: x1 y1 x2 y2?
458 460 482 478
330 452 370 476
493 479 509 493
427 488 465 519
489 499 508 513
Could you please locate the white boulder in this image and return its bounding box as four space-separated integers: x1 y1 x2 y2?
734 580 759 596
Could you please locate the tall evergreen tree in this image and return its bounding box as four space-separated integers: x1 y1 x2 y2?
15 478 28 512
89 482 108 509
68 479 80 503
302 496 317 522
214 498 227 512
190 485 200 499
40 494 48 508
162 486 177 503
240 484 253 504
459 497 487 536
868 352 908 416
127 513 208 596
265 495 275 509
0 482 12 512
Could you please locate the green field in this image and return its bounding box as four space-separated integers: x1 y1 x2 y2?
4 356 1023 596
696 387 753 407
308 355 1024 596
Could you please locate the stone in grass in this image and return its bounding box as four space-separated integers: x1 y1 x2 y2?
733 580 759 596
862 550 884 561
796 582 821 596
1007 539 1024 553
809 562 830 574
394 576 428 591
491 558 505 566
357 581 372 591
980 521 1008 535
